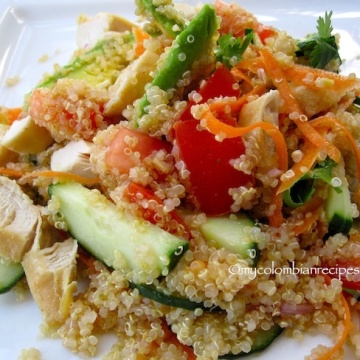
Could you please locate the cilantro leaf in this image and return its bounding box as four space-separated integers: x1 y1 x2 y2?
308 39 339 69
283 157 340 208
296 11 341 69
317 11 333 38
215 31 253 69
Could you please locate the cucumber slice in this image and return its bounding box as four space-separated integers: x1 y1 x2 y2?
130 283 220 312
199 213 260 266
325 165 353 236
219 324 283 358
0 257 24 294
343 288 360 301
48 182 188 279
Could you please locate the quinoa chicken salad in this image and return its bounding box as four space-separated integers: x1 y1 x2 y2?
1 0 360 359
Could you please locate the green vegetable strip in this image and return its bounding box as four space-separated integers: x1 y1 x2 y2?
139 4 218 115
138 0 185 38
37 34 134 89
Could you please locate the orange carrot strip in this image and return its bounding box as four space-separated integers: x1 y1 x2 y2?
316 277 351 360
269 186 284 227
230 67 253 86
290 196 324 236
202 108 288 172
133 26 150 57
236 56 264 73
259 48 341 163
26 170 100 185
283 64 360 92
277 141 320 194
0 168 100 185
208 84 266 114
312 115 360 183
0 168 25 177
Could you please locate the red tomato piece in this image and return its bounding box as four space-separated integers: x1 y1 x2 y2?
257 24 277 44
180 65 240 121
174 119 253 215
124 181 191 238
323 259 360 291
105 127 171 174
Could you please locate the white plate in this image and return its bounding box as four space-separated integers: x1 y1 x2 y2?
0 0 359 359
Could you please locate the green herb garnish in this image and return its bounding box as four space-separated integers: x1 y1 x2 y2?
215 31 254 69
283 157 341 208
296 11 341 69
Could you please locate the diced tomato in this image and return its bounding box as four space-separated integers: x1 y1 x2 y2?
215 0 276 44
161 322 196 360
180 65 240 122
257 24 277 44
105 127 171 174
124 181 190 238
173 119 254 215
322 259 360 291
29 86 107 141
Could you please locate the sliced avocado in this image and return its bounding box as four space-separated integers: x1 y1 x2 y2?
37 32 135 89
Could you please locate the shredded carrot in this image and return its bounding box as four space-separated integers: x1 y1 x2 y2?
133 26 150 57
202 108 288 172
311 115 360 183
236 56 264 74
290 196 324 236
277 141 320 194
258 48 341 163
283 64 360 92
0 167 100 185
208 84 267 114
230 67 253 86
27 170 100 185
268 187 284 227
0 168 25 177
317 275 352 360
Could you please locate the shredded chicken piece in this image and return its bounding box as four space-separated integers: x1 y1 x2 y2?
0 176 41 262
22 238 78 327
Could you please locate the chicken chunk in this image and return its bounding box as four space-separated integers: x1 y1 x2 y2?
0 124 17 165
1 115 53 154
77 12 134 49
104 49 160 116
238 90 280 170
50 140 96 179
0 176 41 262
22 238 78 327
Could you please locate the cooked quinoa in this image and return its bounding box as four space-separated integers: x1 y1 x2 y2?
1 1 360 359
